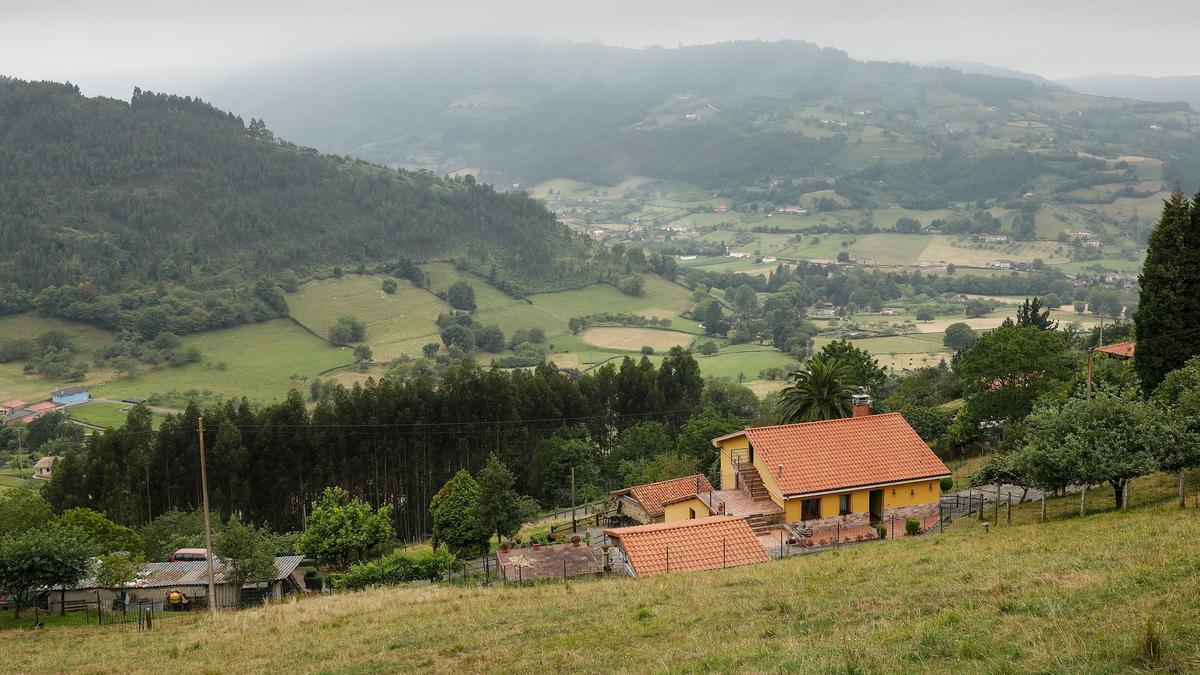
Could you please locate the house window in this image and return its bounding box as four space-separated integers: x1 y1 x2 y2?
801 498 821 521
689 507 696 520
839 493 852 515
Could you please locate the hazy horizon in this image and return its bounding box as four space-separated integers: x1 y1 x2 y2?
3 0 1198 99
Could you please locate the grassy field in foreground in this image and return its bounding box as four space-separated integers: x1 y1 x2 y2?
7 505 1199 672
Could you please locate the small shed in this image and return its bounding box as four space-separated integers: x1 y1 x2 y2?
50 555 306 612
33 456 62 480
494 541 601 583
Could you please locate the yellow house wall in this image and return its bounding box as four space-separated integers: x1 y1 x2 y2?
663 498 712 523
716 435 786 509
717 434 944 519
717 438 749 490
783 480 942 521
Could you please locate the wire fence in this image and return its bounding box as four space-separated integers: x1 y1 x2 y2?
72 598 164 630
941 468 1200 529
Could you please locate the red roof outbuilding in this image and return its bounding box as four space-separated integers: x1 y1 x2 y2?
605 516 769 577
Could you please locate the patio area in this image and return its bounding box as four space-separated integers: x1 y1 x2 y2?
708 489 783 517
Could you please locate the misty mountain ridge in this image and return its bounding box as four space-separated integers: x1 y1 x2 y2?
925 60 1062 89
1059 73 1200 112
204 39 1200 198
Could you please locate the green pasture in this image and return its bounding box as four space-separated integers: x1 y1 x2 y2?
92 319 351 405
286 274 450 362
67 401 166 430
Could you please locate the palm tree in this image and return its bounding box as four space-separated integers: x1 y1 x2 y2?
776 356 861 423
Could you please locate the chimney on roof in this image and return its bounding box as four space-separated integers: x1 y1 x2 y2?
851 390 872 417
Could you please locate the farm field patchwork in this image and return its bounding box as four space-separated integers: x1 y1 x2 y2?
528 276 697 330
775 233 934 266
423 263 566 335
915 236 1069 267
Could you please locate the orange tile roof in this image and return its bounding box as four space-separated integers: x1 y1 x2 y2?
1 400 27 410
735 413 950 497
604 516 769 576
25 401 61 413
612 474 715 518
1092 341 1135 358
494 542 601 582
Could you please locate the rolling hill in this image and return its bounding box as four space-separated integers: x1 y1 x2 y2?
205 40 1200 197
0 77 591 332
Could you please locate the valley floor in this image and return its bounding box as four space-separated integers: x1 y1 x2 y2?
4 505 1198 673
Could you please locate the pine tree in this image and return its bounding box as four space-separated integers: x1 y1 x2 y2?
1135 192 1200 393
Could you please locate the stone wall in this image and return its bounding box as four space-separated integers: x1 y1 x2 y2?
799 510 872 532
616 495 655 524
881 502 940 530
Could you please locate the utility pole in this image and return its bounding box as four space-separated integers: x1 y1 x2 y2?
198 417 216 616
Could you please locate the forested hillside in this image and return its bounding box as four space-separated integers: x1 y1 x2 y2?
207 40 1200 196
0 78 585 331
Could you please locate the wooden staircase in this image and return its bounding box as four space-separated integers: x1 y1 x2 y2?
737 463 770 502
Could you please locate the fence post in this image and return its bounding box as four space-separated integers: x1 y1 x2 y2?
722 539 727 568
890 513 895 539
835 523 840 550
1041 493 1046 521
1080 484 1087 517
1007 493 1012 525
563 559 567 583
978 494 985 520
995 485 1001 523
780 528 785 558
939 505 944 533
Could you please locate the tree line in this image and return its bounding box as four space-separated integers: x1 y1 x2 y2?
39 348 749 539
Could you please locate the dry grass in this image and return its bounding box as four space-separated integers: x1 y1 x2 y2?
578 327 695 352
7 503 1200 672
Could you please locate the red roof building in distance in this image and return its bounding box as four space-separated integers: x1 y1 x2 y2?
25 400 62 414
0 400 28 414
604 516 769 577
1092 341 1135 359
494 541 601 583
611 474 717 524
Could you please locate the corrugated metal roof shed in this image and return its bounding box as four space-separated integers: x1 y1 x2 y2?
64 556 303 590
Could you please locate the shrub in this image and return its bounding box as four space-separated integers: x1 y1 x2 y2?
939 477 954 492
330 545 457 590
905 517 920 536
381 279 398 294
640 346 654 355
877 524 887 540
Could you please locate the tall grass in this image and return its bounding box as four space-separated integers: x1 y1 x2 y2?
5 504 1200 672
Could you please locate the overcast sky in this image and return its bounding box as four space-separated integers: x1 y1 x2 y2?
3 0 1197 98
